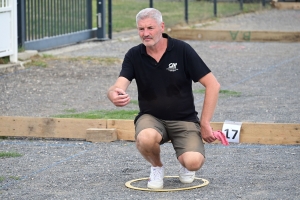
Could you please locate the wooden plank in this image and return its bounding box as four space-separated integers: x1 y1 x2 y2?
272 2 300 10
0 116 106 139
167 29 300 42
240 123 300 144
0 116 299 144
107 120 300 145
86 128 117 142
211 122 223 131
107 119 135 141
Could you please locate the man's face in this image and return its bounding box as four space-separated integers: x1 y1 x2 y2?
137 17 164 47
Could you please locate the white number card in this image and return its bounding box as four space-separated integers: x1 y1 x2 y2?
222 120 242 143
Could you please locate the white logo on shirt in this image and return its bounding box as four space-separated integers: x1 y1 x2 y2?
166 63 178 72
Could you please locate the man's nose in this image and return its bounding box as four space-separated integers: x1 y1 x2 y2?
143 28 150 36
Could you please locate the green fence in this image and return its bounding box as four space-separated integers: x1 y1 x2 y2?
18 0 94 50
23 0 92 41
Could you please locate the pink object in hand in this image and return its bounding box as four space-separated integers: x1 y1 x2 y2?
213 131 229 146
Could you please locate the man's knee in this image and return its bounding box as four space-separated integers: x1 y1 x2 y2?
179 152 205 171
185 160 204 171
136 128 162 149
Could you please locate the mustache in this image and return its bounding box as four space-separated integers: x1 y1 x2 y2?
143 36 152 40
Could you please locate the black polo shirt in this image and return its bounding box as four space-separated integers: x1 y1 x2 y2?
120 33 211 123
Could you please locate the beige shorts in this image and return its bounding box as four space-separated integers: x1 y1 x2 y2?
135 114 205 158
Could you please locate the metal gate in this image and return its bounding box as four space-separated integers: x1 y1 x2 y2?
0 0 18 62
18 0 105 51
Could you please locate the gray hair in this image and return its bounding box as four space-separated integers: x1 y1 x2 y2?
136 8 163 26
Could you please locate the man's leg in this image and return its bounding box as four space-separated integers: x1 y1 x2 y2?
136 129 165 189
136 128 163 167
134 114 167 189
166 120 205 183
167 121 205 170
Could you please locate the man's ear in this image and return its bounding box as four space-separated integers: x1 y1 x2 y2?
161 22 165 31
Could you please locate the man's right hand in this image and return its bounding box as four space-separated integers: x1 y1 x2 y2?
108 88 130 107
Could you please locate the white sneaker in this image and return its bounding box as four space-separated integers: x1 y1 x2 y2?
179 165 195 184
147 166 164 189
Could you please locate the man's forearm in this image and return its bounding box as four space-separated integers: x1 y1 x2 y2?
200 83 220 127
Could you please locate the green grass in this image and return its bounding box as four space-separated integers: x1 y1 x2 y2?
219 89 241 96
53 110 139 120
193 89 206 94
0 56 10 64
193 89 241 97
0 136 8 140
0 176 20 183
30 60 47 68
68 57 122 65
26 55 48 68
25 55 122 68
18 46 25 53
0 152 22 158
9 176 20 180
63 109 77 113
41 54 54 58
99 0 270 32
130 100 139 105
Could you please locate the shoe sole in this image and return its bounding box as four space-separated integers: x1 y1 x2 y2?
147 183 164 189
179 175 195 184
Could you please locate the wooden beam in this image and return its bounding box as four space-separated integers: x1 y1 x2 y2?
107 119 135 141
106 120 300 145
167 29 300 42
272 2 300 10
0 116 106 139
240 123 300 144
0 116 299 144
86 128 117 142
211 122 223 131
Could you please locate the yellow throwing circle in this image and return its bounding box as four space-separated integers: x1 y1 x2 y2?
125 176 209 192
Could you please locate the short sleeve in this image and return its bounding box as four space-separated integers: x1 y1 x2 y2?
184 43 211 82
119 49 135 82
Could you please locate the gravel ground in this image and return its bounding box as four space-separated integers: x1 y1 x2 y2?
0 9 299 199
0 140 299 199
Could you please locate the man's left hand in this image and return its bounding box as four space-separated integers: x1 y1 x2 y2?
200 124 216 143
